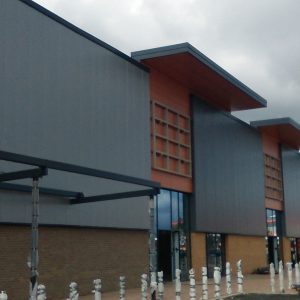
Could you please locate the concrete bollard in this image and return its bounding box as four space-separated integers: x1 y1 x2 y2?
141 274 148 300
237 260 244 294
201 267 208 300
226 262 232 295
287 262 293 289
93 279 101 300
120 276 125 300
150 272 157 300
279 260 285 293
295 263 300 285
67 282 79 300
214 266 221 299
175 269 181 300
0 291 8 300
270 263 275 293
189 268 196 300
157 271 164 300
37 284 47 300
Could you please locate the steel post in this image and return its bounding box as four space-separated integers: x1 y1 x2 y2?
30 178 39 300
149 195 157 300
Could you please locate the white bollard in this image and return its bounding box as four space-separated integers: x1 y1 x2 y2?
67 282 79 300
226 262 232 295
237 260 244 294
175 269 181 300
93 279 101 300
141 274 148 300
201 267 208 300
157 271 164 300
279 260 285 293
37 284 47 300
150 272 157 300
287 262 293 289
214 266 221 299
295 263 300 285
120 276 125 300
270 263 275 293
0 291 8 300
189 268 196 300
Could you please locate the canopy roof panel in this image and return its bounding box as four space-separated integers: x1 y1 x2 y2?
132 43 267 112
251 118 300 150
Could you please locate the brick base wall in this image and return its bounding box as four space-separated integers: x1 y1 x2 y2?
226 234 267 274
282 237 291 264
191 232 206 278
0 225 148 300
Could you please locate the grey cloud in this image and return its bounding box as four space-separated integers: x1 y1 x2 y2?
35 0 300 123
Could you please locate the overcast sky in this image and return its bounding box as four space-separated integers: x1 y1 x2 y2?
35 0 300 123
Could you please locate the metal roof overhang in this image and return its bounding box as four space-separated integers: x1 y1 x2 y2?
251 118 300 150
132 43 267 112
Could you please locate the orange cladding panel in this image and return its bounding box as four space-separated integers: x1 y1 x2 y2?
150 68 190 115
152 169 192 193
262 132 280 159
149 67 193 193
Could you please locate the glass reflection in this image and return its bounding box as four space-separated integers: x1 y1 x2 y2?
157 190 171 230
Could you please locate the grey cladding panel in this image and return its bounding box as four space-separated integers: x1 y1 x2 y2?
192 98 266 236
0 0 151 229
282 147 300 237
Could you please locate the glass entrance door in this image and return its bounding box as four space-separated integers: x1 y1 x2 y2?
172 231 180 276
156 189 190 280
266 209 282 271
206 233 225 278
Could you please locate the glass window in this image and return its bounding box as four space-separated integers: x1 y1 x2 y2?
171 191 179 230
157 190 171 230
266 209 277 236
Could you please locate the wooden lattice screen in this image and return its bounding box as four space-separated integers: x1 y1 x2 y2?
151 100 192 177
264 154 283 202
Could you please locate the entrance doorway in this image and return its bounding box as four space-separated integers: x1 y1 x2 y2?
156 189 190 280
158 231 172 280
266 209 282 271
290 238 300 266
267 237 281 270
206 233 225 278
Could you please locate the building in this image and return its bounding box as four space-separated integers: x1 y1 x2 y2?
251 118 300 269
1 0 300 299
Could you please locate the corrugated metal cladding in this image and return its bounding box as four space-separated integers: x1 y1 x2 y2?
282 146 300 238
191 97 266 236
0 0 151 229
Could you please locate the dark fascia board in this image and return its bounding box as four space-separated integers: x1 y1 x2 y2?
18 0 149 73
132 43 267 107
250 117 300 131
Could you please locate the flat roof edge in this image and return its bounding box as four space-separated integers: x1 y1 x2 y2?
132 43 267 107
18 0 149 73
250 117 300 131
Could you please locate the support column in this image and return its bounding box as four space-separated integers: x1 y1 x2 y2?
30 178 39 300
149 195 157 300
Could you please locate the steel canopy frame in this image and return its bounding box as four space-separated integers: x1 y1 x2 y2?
0 149 160 299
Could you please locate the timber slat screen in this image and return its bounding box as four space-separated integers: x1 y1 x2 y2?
264 154 283 202
151 100 192 177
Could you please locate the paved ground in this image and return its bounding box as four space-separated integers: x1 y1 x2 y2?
70 274 298 299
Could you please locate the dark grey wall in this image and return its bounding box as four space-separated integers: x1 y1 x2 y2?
192 98 266 236
282 146 300 237
0 0 151 229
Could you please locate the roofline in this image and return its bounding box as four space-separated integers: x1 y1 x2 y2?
18 0 149 73
132 43 267 107
250 117 300 131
